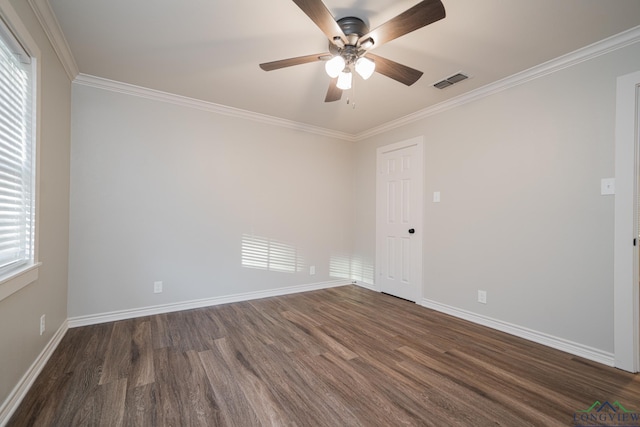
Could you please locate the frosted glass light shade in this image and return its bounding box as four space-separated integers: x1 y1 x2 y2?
355 57 375 80
325 56 345 78
336 71 352 90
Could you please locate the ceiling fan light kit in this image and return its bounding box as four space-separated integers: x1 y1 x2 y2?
355 57 375 80
325 55 345 78
259 0 446 102
337 71 353 90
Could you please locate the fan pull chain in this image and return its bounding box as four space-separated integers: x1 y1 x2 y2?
347 75 357 109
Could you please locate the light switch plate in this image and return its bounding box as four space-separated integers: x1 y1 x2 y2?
601 178 615 195
433 191 441 203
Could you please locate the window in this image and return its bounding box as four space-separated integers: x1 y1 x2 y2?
0 17 35 281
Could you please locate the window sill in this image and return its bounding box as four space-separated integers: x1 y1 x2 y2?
0 262 42 302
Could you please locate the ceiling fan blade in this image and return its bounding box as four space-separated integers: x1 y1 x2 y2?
291 0 347 45
259 53 330 71
324 78 342 102
367 53 423 86
358 0 445 49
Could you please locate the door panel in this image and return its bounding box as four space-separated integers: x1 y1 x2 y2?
376 138 423 302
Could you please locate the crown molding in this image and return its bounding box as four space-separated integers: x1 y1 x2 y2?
355 25 640 141
34 0 639 143
73 74 356 142
27 0 78 81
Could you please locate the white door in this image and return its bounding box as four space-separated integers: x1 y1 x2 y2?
376 137 423 302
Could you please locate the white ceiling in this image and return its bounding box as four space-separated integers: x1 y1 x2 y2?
48 0 640 135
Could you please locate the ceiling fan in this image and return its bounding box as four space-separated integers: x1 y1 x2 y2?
259 0 446 102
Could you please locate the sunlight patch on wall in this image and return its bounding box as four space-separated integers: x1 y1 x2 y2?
241 234 305 273
330 253 374 284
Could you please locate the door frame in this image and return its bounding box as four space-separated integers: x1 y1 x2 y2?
614 70 640 372
375 136 424 302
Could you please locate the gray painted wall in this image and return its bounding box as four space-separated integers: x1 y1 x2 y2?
0 0 71 407
67 85 354 317
353 42 640 353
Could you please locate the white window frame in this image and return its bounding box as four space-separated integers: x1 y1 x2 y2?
0 1 41 302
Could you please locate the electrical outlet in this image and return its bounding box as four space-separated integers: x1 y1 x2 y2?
478 290 487 304
39 314 45 335
154 281 163 293
310 265 316 275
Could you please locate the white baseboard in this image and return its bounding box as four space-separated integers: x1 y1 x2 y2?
68 280 351 328
0 320 69 427
421 298 614 367
353 280 377 291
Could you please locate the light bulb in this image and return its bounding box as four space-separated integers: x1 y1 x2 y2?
355 57 375 80
325 56 345 78
336 71 352 90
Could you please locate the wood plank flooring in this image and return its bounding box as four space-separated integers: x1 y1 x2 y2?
8 285 640 426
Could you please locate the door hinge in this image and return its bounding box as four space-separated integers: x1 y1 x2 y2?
634 238 637 247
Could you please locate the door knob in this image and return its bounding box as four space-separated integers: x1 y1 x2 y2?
408 228 415 234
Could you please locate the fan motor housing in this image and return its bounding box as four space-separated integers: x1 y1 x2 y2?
329 16 369 53
338 17 368 37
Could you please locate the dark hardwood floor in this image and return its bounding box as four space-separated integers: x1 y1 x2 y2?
9 285 640 426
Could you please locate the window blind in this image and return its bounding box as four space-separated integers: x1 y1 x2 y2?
0 19 34 275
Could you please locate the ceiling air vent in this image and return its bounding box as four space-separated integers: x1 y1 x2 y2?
433 72 468 89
